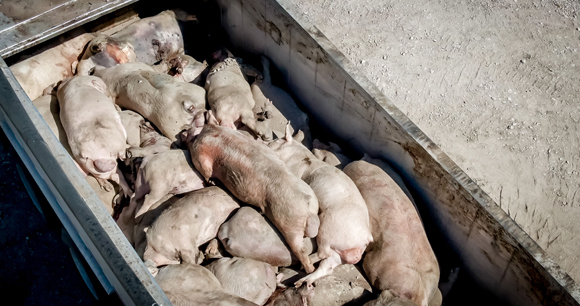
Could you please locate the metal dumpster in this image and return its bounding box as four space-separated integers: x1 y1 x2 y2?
0 0 579 305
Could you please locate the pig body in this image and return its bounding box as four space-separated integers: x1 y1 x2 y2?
133 195 178 258
312 139 352 170
268 265 374 306
186 121 320 273
218 207 315 267
155 264 258 306
132 149 205 217
12 33 95 100
251 56 311 147
57 76 127 190
119 110 145 147
143 187 240 267
77 11 184 75
207 257 277 305
268 129 372 288
95 62 206 141
205 57 261 137
343 160 440 306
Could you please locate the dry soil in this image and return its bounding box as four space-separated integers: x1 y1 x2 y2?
287 0 580 281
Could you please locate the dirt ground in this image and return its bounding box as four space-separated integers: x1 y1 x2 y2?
287 0 580 281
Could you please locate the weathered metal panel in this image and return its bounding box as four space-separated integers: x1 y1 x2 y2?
0 0 138 57
216 0 580 305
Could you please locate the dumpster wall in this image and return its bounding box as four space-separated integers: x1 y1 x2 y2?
216 0 580 305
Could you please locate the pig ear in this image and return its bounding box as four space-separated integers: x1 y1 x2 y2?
293 130 305 143
206 110 219 125
284 121 293 144
92 79 108 96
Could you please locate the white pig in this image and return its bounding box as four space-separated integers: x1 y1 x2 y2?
77 11 184 75
311 139 352 170
207 257 277 305
155 264 258 306
119 110 145 147
343 160 440 306
218 206 315 267
268 265 374 306
268 125 372 289
205 55 262 138
57 76 128 193
143 187 240 267
132 149 206 217
94 62 206 141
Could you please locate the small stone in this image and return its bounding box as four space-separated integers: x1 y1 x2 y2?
383 55 387 59
360 59 366 64
520 59 526 64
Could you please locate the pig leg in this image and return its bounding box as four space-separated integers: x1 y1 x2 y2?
135 188 167 218
143 243 180 267
240 110 262 138
181 248 204 265
294 251 341 289
286 233 315 274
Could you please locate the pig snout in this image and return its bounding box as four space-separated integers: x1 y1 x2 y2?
93 159 117 173
338 247 366 265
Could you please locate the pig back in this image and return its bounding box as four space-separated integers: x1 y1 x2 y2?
190 124 314 216
207 257 276 305
343 160 439 304
155 264 259 306
218 207 295 267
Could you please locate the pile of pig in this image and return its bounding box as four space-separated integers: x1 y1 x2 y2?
32 10 443 306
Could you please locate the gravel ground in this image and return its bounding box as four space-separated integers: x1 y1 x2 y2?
288 0 580 282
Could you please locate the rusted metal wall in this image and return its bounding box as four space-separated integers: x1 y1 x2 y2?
216 0 580 305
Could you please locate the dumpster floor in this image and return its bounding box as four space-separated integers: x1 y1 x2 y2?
0 142 98 305
291 0 580 282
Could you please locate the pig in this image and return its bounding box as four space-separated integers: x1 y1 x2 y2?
143 187 240 268
185 113 320 273
207 257 277 305
119 110 145 147
268 265 374 306
12 33 95 100
361 154 417 210
131 149 206 218
267 125 372 288
94 62 206 141
343 160 440 306
57 76 129 193
251 56 312 147
132 194 178 258
77 11 184 75
155 264 258 306
218 206 315 267
205 54 263 138
312 139 352 169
